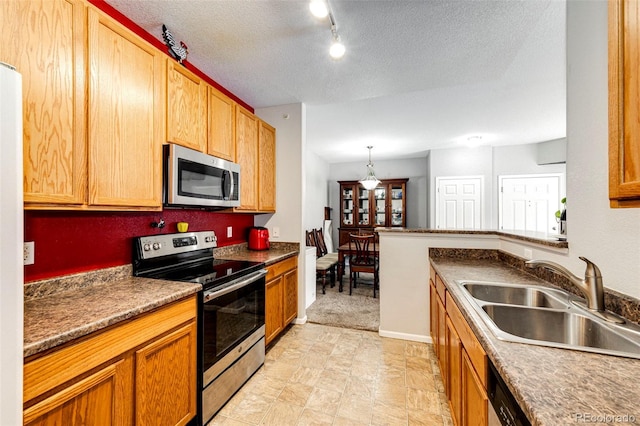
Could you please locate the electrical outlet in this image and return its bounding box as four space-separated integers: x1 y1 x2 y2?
227 226 232 238
272 227 280 238
24 241 34 265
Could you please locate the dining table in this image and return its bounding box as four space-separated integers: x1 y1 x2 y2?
336 241 379 291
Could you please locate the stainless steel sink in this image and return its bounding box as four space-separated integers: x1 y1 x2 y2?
482 304 640 355
457 280 640 359
462 282 570 309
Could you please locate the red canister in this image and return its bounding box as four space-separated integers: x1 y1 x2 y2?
248 227 270 250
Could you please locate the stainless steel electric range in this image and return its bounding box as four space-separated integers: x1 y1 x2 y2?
133 231 267 425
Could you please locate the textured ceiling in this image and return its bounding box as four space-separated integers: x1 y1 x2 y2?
106 0 566 163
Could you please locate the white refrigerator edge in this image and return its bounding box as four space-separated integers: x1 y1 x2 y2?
0 61 24 423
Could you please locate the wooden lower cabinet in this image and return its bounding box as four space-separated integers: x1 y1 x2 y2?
436 295 448 387
265 275 284 344
446 316 463 425
23 295 197 426
135 321 198 426
24 359 129 426
462 351 488 426
265 256 298 345
430 266 488 426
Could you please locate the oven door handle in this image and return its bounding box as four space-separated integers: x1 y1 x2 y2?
203 269 268 302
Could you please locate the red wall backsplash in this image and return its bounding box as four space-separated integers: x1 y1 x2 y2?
24 210 254 283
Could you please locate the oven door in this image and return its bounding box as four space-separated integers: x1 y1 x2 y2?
202 269 266 386
165 143 240 208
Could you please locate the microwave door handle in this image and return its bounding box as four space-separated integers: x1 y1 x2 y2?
222 170 232 201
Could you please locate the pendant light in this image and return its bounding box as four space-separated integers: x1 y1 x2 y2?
359 146 381 190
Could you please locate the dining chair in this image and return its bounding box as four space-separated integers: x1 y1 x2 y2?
348 233 379 298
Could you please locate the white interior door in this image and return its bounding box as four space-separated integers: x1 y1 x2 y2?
499 174 562 234
435 176 484 229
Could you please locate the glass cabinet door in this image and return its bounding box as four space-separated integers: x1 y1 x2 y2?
374 187 386 226
390 183 404 226
342 186 354 226
357 187 371 226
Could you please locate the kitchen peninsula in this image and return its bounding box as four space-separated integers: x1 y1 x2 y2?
377 228 640 424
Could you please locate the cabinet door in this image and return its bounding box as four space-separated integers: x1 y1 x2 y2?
462 350 487 426
258 120 276 212
235 105 258 210
341 183 355 227
609 0 640 207
208 86 235 161
446 316 463 426
356 186 372 226
283 267 298 325
87 7 163 208
24 359 130 426
166 60 207 152
388 181 406 226
0 0 86 206
135 321 197 426
265 276 284 345
429 282 438 350
437 296 447 389
373 186 387 226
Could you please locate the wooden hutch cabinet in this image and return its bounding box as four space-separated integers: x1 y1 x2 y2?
338 179 408 245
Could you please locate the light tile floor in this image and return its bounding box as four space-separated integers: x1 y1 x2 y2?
209 323 453 425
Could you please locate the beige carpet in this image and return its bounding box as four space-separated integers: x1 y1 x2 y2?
306 269 380 332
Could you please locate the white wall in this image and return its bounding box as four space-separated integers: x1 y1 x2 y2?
428 143 567 230
254 103 308 316
328 157 429 244
303 149 330 232
566 0 640 298
429 146 494 228
492 143 567 230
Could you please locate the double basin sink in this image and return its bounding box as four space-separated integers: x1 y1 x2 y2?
457 281 640 359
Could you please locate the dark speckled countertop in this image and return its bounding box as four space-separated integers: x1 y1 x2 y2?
213 242 299 265
377 227 568 249
430 253 640 425
24 242 299 359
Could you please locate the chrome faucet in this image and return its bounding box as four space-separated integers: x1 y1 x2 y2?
525 256 624 323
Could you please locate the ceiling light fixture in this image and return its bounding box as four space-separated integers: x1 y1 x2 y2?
359 146 381 190
464 135 483 148
309 0 346 60
309 0 328 18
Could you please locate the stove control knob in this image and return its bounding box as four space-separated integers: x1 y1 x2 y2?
152 242 161 250
143 243 151 251
205 236 211 243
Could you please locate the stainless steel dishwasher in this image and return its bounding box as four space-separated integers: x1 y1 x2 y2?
488 361 531 426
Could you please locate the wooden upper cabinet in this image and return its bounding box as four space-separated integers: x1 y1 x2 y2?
258 120 276 212
166 60 207 152
609 0 640 207
87 7 163 208
0 0 87 206
208 86 236 161
235 105 258 211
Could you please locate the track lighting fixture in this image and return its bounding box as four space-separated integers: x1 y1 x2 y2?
309 0 346 60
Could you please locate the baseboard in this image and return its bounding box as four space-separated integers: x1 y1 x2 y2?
378 329 432 344
293 315 307 325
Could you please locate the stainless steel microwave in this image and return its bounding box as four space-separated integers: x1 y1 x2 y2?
164 143 240 208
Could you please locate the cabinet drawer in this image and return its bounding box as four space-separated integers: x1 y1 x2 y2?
266 256 297 280
446 292 487 388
